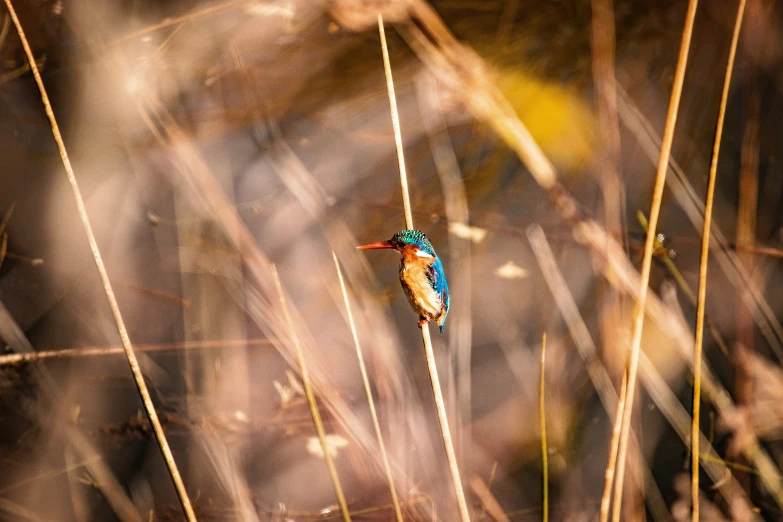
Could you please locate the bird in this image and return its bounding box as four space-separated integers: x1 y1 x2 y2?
358 229 450 333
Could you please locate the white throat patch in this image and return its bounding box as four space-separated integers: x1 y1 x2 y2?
415 249 434 258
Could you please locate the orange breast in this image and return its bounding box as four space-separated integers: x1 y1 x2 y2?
399 245 441 319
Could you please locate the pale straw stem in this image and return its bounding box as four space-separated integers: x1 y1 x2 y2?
270 265 351 522
379 14 414 230
1 1 196 519
332 252 403 522
610 1 699 520
540 332 549 522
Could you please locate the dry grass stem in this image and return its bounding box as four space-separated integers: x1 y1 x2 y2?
4 1 775 519
419 271 471 522
379 14 413 230
1 1 196 520
609 2 699 520
271 264 351 522
540 332 549 522
590 0 626 250
601 372 627 522
692 0 747 518
332 252 403 522
0 338 272 367
379 13 471 521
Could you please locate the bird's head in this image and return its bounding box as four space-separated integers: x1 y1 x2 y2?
358 229 437 258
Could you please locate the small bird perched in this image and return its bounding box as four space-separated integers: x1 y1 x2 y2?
358 229 450 333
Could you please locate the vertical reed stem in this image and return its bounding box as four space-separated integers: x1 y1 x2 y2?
378 14 471 522
600 372 627 522
540 332 549 522
609 1 699 520
692 1 747 519
332 252 403 522
271 265 351 522
1 1 196 520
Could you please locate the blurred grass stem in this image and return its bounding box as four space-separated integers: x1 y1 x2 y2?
379 14 471 521
1 1 197 520
609 1 699 520
271 265 351 522
332 252 403 522
0 338 273 367
600 372 626 522
692 0 747 518
540 332 549 522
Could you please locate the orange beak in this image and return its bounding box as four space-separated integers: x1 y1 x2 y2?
357 241 394 250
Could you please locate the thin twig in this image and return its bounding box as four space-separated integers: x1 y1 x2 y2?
540 332 549 522
332 252 403 522
0 338 272 367
271 265 351 522
0 1 197 520
609 2 699 520
379 14 471 522
692 1 747 518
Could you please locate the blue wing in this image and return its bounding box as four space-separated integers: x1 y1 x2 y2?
427 257 450 333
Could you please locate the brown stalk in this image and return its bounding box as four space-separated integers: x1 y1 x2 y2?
692 0 747 518
1 1 197 520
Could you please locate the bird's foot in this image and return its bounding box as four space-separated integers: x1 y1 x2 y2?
417 318 429 328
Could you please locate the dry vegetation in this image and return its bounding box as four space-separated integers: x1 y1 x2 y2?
0 0 782 521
